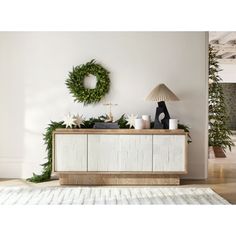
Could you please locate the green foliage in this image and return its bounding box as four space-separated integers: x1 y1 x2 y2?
81 116 105 128
178 123 192 144
208 45 234 151
27 121 66 183
115 114 129 128
66 59 110 105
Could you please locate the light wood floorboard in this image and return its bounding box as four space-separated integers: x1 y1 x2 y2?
182 145 236 204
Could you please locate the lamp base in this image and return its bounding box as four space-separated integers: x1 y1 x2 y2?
154 101 170 129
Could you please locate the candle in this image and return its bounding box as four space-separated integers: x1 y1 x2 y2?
169 119 178 130
135 118 144 130
142 115 151 129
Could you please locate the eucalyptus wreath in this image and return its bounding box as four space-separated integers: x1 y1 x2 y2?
66 59 110 105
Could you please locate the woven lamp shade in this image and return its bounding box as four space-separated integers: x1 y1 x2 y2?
145 83 179 102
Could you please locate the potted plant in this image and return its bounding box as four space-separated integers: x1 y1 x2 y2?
208 45 234 157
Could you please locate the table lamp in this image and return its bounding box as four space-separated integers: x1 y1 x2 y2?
145 83 179 129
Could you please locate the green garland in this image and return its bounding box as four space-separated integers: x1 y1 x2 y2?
27 115 190 183
178 123 192 144
66 59 110 105
27 121 65 183
27 115 128 183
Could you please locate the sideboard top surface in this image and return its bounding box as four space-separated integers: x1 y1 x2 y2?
54 129 187 135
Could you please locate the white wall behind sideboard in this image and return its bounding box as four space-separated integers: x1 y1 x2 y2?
0 32 208 179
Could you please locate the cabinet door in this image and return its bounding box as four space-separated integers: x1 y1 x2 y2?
153 135 186 172
54 134 87 171
88 135 152 171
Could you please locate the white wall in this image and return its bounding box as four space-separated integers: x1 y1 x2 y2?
219 64 236 82
0 32 208 179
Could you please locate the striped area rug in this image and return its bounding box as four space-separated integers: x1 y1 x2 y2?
0 187 230 205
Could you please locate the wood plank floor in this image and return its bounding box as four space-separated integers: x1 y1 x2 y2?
0 146 236 204
182 145 236 204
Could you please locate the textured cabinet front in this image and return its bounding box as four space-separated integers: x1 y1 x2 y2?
54 134 87 171
88 135 152 171
153 135 186 172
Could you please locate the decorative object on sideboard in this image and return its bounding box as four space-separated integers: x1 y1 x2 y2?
146 83 179 129
62 113 76 128
93 102 119 128
103 101 118 122
93 122 119 129
66 59 110 105
169 118 178 130
142 115 151 129
126 114 138 128
134 118 144 129
74 114 84 128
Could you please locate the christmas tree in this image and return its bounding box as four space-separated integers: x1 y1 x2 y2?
208 45 234 154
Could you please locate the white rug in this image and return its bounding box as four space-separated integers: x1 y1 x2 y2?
0 187 230 205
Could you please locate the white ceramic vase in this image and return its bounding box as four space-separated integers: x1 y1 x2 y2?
135 118 144 130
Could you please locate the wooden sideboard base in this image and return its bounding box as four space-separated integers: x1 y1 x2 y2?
58 174 180 186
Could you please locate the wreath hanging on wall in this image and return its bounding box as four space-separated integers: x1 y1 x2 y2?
66 59 110 105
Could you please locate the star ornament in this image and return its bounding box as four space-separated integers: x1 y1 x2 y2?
63 113 76 128
74 114 84 128
126 114 138 128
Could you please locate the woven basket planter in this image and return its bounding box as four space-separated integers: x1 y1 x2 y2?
213 146 226 158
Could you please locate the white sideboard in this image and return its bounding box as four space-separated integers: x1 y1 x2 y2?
88 135 152 171
53 129 188 185
153 135 186 172
55 134 87 171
